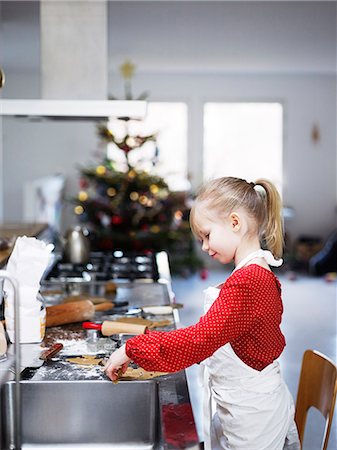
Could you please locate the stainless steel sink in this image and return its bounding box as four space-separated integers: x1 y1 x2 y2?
1 379 159 449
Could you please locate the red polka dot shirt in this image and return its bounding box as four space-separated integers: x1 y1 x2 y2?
125 265 286 372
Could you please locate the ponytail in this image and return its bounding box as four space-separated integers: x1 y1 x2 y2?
255 178 284 259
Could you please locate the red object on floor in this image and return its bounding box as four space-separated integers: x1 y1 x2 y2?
162 403 199 448
200 268 209 280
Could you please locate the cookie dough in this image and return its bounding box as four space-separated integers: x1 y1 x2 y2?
121 367 168 380
66 355 103 366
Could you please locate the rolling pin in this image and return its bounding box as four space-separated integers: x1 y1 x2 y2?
82 320 147 336
46 300 114 327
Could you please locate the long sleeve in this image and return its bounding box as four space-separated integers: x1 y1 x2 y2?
125 277 256 372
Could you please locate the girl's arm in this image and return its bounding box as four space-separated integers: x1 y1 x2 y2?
124 278 256 372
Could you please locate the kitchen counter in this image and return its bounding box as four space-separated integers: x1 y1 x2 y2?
0 222 49 267
2 279 201 449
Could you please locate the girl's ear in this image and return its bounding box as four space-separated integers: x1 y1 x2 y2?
230 212 241 231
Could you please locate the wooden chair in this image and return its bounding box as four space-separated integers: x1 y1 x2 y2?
295 349 337 450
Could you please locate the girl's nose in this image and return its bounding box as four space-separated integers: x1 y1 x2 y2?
202 240 209 252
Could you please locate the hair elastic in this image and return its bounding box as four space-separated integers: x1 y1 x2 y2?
253 183 266 195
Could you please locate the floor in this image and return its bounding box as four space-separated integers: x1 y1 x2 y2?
171 267 337 450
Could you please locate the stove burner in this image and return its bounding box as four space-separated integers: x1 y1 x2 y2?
45 251 159 283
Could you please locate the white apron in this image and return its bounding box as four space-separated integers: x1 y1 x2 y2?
202 249 300 450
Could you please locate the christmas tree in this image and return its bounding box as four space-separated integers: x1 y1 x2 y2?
72 61 203 275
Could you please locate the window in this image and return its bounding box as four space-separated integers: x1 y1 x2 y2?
108 102 188 191
203 103 283 192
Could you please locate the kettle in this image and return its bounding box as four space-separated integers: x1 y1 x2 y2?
62 226 91 264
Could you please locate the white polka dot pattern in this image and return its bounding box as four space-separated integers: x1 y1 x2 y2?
126 265 285 373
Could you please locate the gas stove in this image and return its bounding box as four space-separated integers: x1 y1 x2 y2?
44 250 160 283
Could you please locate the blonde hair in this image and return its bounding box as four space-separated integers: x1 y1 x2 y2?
190 177 284 258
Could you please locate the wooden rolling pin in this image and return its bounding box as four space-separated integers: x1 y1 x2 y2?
46 300 114 327
83 320 147 336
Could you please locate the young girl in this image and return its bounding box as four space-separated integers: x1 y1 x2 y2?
104 176 300 450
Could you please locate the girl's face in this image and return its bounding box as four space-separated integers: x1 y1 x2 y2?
194 203 240 265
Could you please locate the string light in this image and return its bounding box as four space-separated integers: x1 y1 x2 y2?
126 137 136 147
174 210 183 220
139 195 148 205
130 192 139 201
107 187 116 197
78 191 88 201
96 165 106 175
150 225 160 233
150 184 159 194
74 205 84 215
158 190 169 200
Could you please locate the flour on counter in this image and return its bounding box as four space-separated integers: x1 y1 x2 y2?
57 338 101 356
31 359 108 381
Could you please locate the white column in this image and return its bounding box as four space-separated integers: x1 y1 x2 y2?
0 115 3 222
0 2 4 221
40 0 108 99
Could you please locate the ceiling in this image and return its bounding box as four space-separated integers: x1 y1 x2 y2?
108 1 337 74
1 1 336 75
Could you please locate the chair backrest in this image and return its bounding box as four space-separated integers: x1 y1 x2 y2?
295 349 337 450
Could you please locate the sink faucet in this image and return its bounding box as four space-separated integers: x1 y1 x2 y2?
0 270 21 449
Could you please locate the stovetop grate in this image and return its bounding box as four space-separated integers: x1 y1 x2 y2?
44 250 159 282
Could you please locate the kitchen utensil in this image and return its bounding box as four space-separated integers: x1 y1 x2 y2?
82 320 147 336
134 304 183 316
122 303 183 317
94 302 115 312
86 330 115 353
62 226 91 264
46 300 114 327
39 343 64 360
101 320 147 335
141 305 175 315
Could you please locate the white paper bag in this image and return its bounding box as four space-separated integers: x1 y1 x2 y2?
4 236 52 343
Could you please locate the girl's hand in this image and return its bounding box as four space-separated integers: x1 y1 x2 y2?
103 344 131 382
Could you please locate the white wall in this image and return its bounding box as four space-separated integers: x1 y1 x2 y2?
3 112 99 232
0 117 3 222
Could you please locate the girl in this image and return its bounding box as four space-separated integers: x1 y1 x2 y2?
104 176 300 450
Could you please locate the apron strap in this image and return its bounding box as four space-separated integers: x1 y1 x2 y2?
234 249 283 272
202 364 213 450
